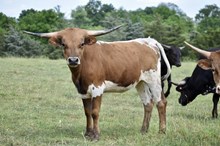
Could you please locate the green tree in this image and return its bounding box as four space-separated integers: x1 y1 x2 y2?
18 8 66 58
71 6 92 28
18 8 66 32
0 13 17 56
2 26 45 57
193 4 220 49
85 0 114 26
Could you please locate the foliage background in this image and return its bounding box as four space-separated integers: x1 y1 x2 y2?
0 0 220 59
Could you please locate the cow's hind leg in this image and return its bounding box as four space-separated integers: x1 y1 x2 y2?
82 96 102 141
141 100 154 134
136 82 154 133
156 92 167 133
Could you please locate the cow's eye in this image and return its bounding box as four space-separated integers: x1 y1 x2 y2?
60 42 65 47
79 42 85 48
81 42 85 47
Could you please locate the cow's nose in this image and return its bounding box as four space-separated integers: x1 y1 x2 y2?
176 63 181 67
67 57 80 66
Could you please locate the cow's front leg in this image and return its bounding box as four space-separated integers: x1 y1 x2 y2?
212 94 219 118
157 92 167 134
82 95 102 141
82 98 93 139
91 96 102 140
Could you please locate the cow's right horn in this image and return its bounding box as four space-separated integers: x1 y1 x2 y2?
87 24 124 36
23 31 58 38
184 41 211 58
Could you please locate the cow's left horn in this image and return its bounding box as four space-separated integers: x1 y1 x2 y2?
87 24 124 36
184 41 211 58
171 82 179 86
23 31 58 38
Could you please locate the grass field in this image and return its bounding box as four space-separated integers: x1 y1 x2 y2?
0 58 220 146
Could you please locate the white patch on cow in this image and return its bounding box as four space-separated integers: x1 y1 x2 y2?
104 80 136 92
80 69 162 104
135 37 171 80
81 81 137 99
87 83 105 98
136 69 162 105
85 81 137 98
96 41 105 45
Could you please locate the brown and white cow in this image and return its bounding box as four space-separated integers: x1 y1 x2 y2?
184 41 220 94
24 26 171 140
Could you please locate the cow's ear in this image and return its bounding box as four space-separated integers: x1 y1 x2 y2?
198 59 212 70
84 35 97 45
49 36 64 47
49 37 58 46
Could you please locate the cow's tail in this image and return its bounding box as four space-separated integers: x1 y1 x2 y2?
156 42 171 81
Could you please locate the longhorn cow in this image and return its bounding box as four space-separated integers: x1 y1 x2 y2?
24 26 171 140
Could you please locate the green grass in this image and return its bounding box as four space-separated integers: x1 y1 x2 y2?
0 58 219 146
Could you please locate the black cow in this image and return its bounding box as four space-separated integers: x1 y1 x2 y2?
161 44 183 97
176 48 220 118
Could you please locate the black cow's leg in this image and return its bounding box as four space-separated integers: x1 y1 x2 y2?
91 95 102 140
164 75 172 97
157 92 167 133
212 94 219 118
141 100 154 134
82 98 93 139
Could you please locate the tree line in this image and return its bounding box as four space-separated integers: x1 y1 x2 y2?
0 0 220 59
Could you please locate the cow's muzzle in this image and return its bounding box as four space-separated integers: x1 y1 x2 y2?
67 57 80 67
175 63 181 67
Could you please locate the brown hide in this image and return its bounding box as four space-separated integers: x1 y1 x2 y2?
185 41 220 94
69 41 159 94
197 52 220 87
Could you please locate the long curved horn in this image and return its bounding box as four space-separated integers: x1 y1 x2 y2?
87 24 124 36
184 41 211 58
23 31 58 38
171 82 179 86
162 44 172 49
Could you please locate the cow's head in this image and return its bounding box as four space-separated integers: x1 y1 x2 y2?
175 77 197 106
24 25 123 68
175 64 215 106
162 44 183 67
184 41 220 94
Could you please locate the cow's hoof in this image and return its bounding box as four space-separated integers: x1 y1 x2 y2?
140 127 148 134
158 129 166 134
92 131 100 141
84 131 100 141
84 131 93 139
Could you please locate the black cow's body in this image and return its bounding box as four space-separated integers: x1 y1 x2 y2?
161 44 182 97
176 48 220 118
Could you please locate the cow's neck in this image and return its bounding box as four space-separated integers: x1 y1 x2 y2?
69 66 81 83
